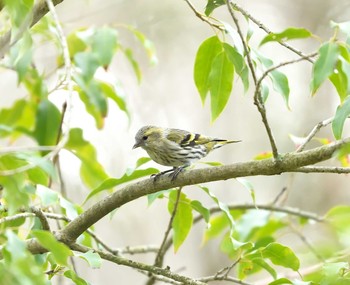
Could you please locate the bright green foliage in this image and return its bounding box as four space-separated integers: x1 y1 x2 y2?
168 190 193 252
0 231 48 285
209 50 234 120
311 42 339 94
32 230 72 266
194 36 251 121
65 128 109 190
74 250 102 268
0 1 350 285
261 242 300 271
254 51 290 107
332 96 350 139
33 100 62 146
63 270 89 285
260 27 312 46
194 36 223 103
326 206 350 247
204 0 225 16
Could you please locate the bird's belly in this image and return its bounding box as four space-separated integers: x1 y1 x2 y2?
146 145 206 167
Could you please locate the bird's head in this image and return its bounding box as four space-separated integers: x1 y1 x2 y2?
133 125 162 150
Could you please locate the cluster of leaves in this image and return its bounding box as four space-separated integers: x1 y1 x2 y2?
0 1 155 284
0 1 350 285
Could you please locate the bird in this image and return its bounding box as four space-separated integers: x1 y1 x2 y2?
133 125 241 180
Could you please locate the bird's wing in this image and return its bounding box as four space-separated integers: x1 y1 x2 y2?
166 129 212 147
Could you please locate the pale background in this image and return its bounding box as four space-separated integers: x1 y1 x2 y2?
2 0 350 284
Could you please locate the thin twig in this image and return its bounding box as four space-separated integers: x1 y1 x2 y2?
147 187 183 285
198 275 254 285
70 243 207 285
230 2 315 63
183 0 224 30
113 245 160 255
226 0 279 160
292 165 350 174
31 206 51 231
192 204 325 223
296 117 334 152
0 146 57 154
256 52 318 98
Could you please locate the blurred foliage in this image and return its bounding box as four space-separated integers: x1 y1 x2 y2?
0 1 349 285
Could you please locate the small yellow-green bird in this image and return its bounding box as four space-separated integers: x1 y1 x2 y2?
133 126 241 180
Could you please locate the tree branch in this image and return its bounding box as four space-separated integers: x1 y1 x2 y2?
230 2 315 63
56 137 349 245
226 0 280 160
70 243 207 285
296 117 334 152
0 0 64 58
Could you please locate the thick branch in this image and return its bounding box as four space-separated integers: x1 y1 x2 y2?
56 138 350 244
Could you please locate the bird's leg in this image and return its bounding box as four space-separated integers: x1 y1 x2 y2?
151 168 177 181
169 166 185 181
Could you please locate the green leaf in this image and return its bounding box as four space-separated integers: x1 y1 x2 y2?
329 60 349 103
253 257 277 279
91 27 118 67
23 68 48 101
66 31 88 58
64 270 89 285
59 197 80 220
204 0 225 16
168 190 193 252
261 242 300 271
74 52 100 82
269 69 290 107
326 205 350 246
194 36 223 103
84 168 158 203
1 230 48 285
9 31 33 83
33 99 61 146
321 262 349 285
65 128 109 189
311 42 340 94
135 157 152 168
260 27 312 46
204 213 230 241
74 250 102 268
36 185 59 206
0 156 28 214
147 189 172 206
208 51 234 121
256 52 290 107
236 178 256 205
268 278 293 285
223 43 249 92
99 80 130 119
124 48 142 83
4 0 34 28
331 21 350 37
191 200 210 224
0 99 36 139
32 230 72 266
200 186 252 251
332 96 350 139
127 26 158 65
74 77 108 129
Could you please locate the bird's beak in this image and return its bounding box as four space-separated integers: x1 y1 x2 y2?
132 142 141 149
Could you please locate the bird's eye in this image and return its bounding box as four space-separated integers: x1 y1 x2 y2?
142 135 148 140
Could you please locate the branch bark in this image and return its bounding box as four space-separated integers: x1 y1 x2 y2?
56 138 350 244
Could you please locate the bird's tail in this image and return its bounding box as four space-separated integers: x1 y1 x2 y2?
213 139 241 149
